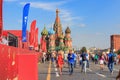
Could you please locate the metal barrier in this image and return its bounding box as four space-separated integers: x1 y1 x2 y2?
0 44 41 80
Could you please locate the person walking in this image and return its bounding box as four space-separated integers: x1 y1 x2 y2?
51 51 56 63
86 52 90 68
108 50 116 74
94 53 99 64
67 49 75 75
74 52 77 68
80 51 88 74
79 55 82 66
99 53 105 72
57 50 64 75
118 54 120 64
42 51 46 63
64 52 68 67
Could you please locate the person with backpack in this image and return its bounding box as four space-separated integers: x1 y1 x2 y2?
80 51 88 74
108 50 116 74
94 53 99 64
67 49 75 75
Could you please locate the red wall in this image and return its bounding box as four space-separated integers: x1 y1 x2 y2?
0 44 41 80
111 35 120 51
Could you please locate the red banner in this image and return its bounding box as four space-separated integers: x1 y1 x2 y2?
0 0 3 37
29 20 36 48
34 28 38 50
40 36 47 52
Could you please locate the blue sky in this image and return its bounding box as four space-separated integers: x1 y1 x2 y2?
3 0 120 49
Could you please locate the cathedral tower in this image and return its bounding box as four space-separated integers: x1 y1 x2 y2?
53 9 63 46
65 27 72 49
40 26 48 52
53 9 62 37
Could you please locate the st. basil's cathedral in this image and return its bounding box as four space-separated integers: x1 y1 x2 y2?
40 9 72 53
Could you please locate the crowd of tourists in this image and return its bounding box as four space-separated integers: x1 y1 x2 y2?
41 49 120 79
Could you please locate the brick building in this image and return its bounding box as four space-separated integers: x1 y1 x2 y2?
111 35 120 51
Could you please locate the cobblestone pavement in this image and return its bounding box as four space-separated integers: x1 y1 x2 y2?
38 61 120 80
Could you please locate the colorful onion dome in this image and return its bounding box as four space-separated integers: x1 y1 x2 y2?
48 28 55 35
41 27 48 35
65 27 71 34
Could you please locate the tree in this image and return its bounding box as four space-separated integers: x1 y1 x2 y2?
116 49 120 55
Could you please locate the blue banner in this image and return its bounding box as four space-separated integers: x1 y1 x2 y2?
22 3 30 42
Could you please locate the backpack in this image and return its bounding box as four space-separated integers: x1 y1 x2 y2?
94 55 98 60
111 55 115 62
82 53 87 61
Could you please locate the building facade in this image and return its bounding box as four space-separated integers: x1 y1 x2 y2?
40 9 72 53
111 35 120 51
53 9 72 52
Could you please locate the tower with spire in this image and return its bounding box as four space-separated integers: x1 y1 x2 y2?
53 9 63 37
48 28 55 52
53 9 72 51
53 9 63 47
64 27 72 50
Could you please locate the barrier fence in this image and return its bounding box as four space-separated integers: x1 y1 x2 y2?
0 44 42 80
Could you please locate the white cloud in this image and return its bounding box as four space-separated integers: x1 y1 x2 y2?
20 1 84 29
20 1 66 11
60 9 85 29
4 0 17 2
60 9 81 21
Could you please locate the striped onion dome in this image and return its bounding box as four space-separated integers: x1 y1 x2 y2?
48 28 55 35
41 27 48 36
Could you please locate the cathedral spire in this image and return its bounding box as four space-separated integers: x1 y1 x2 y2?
53 9 62 33
56 9 59 17
55 9 60 24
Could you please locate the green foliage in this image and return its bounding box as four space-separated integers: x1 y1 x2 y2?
116 49 120 55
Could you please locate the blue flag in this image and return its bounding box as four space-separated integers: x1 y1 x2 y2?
22 3 30 42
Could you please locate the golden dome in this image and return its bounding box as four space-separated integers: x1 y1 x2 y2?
65 27 71 34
